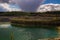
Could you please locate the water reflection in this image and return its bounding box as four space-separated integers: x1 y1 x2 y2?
0 24 11 28
0 24 58 40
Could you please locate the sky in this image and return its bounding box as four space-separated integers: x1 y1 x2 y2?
44 0 60 4
11 0 45 12
11 0 60 12
1 0 60 4
0 0 60 12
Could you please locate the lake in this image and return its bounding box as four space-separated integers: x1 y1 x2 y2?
0 24 58 40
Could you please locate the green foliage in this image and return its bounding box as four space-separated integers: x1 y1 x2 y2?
0 11 60 16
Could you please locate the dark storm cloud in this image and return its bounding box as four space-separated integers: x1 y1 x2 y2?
10 0 45 12
0 0 9 3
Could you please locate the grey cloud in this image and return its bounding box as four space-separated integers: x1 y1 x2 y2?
10 0 45 12
0 0 9 3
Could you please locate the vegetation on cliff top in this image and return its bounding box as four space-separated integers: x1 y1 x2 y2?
0 11 60 16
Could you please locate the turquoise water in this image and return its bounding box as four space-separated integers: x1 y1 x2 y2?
0 24 58 40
